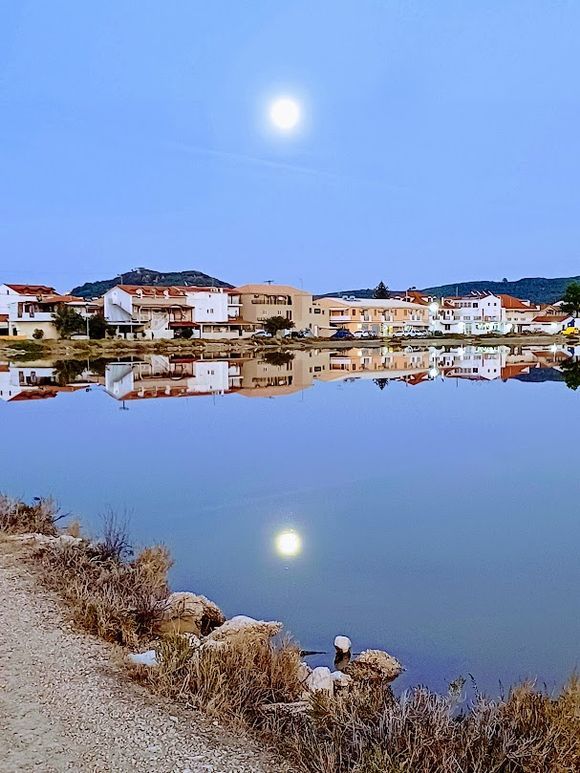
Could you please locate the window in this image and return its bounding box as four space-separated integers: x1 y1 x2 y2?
314 307 321 314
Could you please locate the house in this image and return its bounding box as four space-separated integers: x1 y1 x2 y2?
319 347 432 384
0 284 91 339
526 304 574 335
432 293 509 335
234 284 329 335
103 285 255 339
315 297 430 336
497 294 540 332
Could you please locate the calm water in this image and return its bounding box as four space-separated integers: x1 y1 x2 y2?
2 344 579 693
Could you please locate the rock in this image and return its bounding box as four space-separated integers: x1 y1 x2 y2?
202 615 282 647
334 635 352 653
7 533 83 546
305 666 334 695
127 650 158 667
155 592 225 636
297 661 312 684
331 670 352 688
345 649 404 683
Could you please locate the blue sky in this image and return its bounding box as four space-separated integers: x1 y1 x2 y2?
1 1 579 293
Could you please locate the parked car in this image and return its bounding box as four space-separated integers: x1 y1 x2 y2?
330 328 355 340
252 330 272 339
353 330 372 339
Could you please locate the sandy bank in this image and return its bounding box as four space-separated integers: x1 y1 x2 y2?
0 539 291 773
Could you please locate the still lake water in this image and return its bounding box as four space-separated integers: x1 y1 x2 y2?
1 344 579 694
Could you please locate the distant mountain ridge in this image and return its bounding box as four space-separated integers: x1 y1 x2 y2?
319 275 580 305
70 267 232 299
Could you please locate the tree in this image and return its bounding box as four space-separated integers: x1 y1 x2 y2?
53 304 84 338
562 358 580 391
373 281 389 299
262 351 295 366
263 316 295 336
373 378 388 390
88 313 109 339
560 281 580 318
32 328 44 340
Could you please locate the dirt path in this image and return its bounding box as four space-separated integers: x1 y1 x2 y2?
0 542 292 773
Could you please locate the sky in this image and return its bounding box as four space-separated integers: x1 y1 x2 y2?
1 1 579 293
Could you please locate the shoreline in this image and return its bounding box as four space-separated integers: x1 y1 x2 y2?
1 497 578 773
0 333 572 362
0 537 289 773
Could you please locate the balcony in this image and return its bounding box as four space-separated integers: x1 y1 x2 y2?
329 314 352 322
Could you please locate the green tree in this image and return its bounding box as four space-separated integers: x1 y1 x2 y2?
53 305 84 338
373 281 389 299
32 328 44 340
562 358 580 391
561 281 580 318
263 316 295 336
88 314 109 339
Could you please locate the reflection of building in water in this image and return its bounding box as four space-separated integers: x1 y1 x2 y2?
104 356 241 401
321 348 432 385
236 350 332 397
3 345 578 406
0 362 94 402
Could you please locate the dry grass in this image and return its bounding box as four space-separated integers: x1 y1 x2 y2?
135 632 304 726
0 494 60 536
34 519 172 648
2 496 578 771
271 677 580 773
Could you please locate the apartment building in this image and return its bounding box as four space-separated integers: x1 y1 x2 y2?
234 284 329 334
315 297 430 336
0 361 94 401
103 285 255 339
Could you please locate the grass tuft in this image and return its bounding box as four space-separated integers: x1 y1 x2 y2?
0 494 60 536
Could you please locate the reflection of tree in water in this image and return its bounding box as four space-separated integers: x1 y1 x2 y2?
53 359 87 386
261 351 295 367
373 378 389 390
561 358 580 391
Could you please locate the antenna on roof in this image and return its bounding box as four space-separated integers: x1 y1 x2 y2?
264 279 274 285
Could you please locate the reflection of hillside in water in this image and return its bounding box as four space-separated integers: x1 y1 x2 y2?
1 345 579 404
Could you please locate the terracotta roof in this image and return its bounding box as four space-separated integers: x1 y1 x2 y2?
497 294 533 310
532 314 570 323
38 295 84 304
234 284 310 296
0 314 8 323
116 284 227 297
4 284 56 295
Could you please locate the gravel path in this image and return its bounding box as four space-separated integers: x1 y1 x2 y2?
0 541 292 773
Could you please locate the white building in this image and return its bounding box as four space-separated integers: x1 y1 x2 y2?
103 285 254 339
0 283 92 339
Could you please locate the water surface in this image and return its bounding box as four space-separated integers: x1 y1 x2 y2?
2 344 579 693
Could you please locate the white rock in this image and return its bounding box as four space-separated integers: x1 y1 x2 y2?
127 650 158 667
334 635 352 653
297 661 312 683
331 670 352 688
305 666 334 694
203 615 282 644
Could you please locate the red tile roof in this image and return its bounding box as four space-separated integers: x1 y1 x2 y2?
4 284 56 295
532 314 569 323
497 294 533 310
116 285 227 297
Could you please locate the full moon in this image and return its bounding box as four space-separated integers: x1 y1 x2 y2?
275 529 302 557
269 97 301 131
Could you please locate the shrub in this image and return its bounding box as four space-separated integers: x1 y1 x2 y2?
0 495 59 535
32 328 44 340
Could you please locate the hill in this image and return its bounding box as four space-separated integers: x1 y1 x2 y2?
318 275 580 304
70 267 232 299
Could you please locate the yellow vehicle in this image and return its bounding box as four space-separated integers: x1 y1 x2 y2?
562 326 579 336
